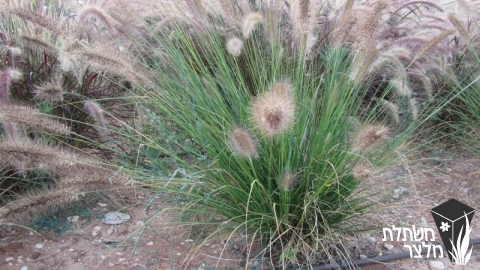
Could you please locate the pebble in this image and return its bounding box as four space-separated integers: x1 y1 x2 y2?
32 252 41 259
107 228 114 235
98 203 108 207
5 257 14 262
146 242 153 246
67 216 79 222
21 267 28 270
384 243 394 251
367 237 376 243
135 221 144 226
93 226 102 231
108 262 115 267
429 261 445 270
103 212 131 225
393 187 408 199
35 243 43 249
460 188 469 193
421 217 428 224
359 254 368 259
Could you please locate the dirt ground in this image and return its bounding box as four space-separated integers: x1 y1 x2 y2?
0 153 479 270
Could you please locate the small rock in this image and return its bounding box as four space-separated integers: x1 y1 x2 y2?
103 212 131 225
384 243 394 251
135 220 144 226
93 226 102 231
92 231 98 236
359 254 368 260
32 252 41 259
107 228 114 235
460 188 469 194
98 203 108 207
5 257 14 262
35 243 43 249
146 242 153 246
421 217 428 224
21 266 28 270
366 237 376 243
67 216 79 223
393 187 408 199
119 258 126 262
429 261 445 270
69 249 75 252
92 240 101 246
108 262 115 267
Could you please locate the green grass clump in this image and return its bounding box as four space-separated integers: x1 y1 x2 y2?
122 10 409 267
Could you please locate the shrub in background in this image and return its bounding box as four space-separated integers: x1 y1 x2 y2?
0 0 136 225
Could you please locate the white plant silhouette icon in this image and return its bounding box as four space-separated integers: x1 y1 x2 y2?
449 213 473 265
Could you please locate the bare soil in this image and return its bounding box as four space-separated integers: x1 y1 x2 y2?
1 153 479 270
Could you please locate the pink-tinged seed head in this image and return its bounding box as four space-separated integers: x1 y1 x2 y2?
251 81 295 136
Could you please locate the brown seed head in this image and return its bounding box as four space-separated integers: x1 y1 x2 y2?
280 171 295 191
33 80 64 103
352 163 373 180
352 124 389 153
229 127 258 158
251 81 295 136
0 104 70 135
84 101 107 130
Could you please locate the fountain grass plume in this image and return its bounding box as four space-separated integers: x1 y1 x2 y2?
251 81 295 137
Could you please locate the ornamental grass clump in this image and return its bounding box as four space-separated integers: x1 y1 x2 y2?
122 4 408 266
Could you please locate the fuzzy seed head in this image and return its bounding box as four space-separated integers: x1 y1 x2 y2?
391 79 412 96
84 101 106 130
280 172 295 191
352 163 373 180
352 124 389 153
381 100 400 124
33 81 64 103
1 69 22 104
243 12 263 39
226 37 243 57
229 127 258 158
251 82 295 136
0 105 70 135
